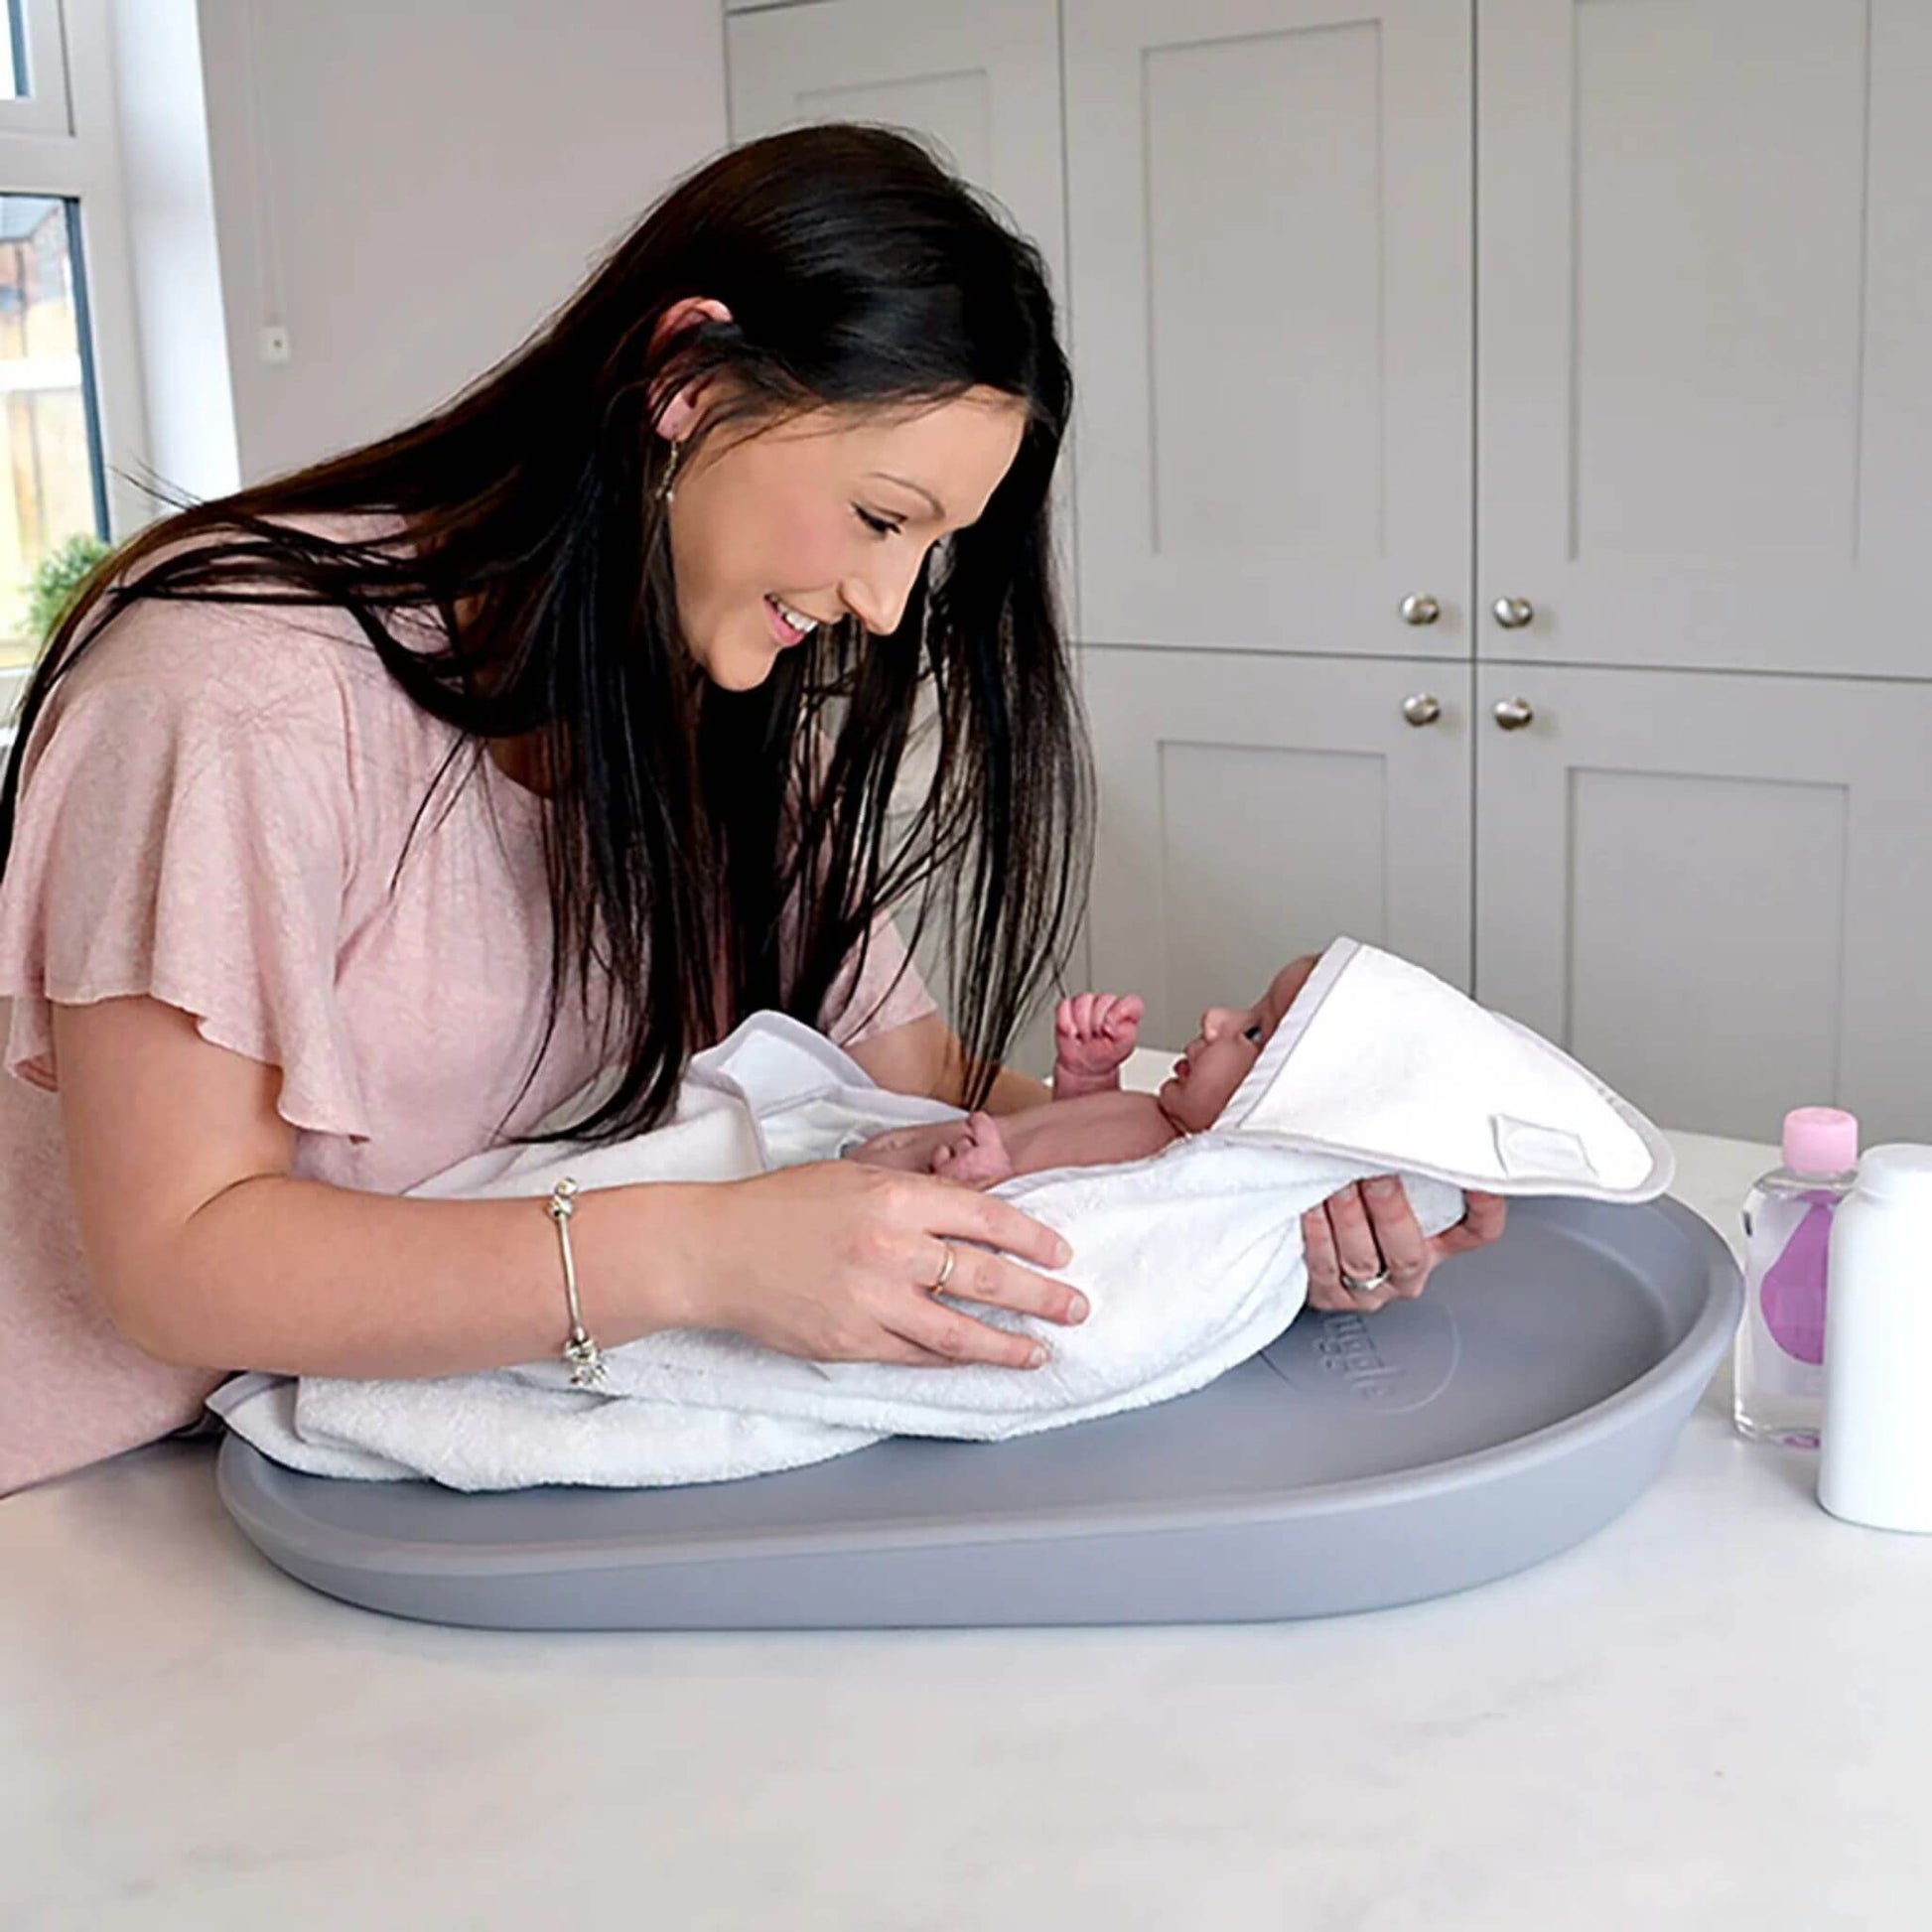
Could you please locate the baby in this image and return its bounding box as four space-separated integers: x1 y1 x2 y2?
842 956 1319 1187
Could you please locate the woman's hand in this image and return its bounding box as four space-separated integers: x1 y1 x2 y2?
1301 1179 1508 1314
687 1159 1088 1368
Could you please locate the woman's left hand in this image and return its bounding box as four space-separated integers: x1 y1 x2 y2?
1301 1178 1507 1313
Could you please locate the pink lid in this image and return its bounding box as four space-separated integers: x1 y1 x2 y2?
1782 1106 1859 1175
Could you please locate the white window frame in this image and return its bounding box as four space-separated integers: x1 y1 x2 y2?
0 0 70 138
0 0 150 738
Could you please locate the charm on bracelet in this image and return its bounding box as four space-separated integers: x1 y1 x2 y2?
545 1176 609 1390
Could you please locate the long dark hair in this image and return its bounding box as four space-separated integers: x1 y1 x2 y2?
0 123 1094 1147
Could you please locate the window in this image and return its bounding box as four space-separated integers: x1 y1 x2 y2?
0 0 69 135
0 0 146 718
0 6 22 100
0 195 107 662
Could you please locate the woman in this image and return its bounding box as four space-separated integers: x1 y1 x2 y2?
0 125 1500 1494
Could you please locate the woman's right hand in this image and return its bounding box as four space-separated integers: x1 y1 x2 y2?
685 1160 1087 1369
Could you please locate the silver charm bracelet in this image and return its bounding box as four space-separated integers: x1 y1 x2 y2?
545 1176 608 1389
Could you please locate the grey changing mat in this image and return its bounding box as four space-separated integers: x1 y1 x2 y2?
215 1195 1741 1629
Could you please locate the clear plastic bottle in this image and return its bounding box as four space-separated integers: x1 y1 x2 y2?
1733 1106 1860 1448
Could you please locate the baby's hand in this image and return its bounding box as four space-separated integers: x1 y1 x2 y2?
931 1111 1016 1187
1053 992 1144 1086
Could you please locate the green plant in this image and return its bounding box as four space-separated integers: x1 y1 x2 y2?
24 531 110 644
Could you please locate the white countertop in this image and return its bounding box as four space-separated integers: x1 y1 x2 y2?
7 1109 1932 1930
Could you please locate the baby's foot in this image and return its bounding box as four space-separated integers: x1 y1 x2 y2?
930 1111 1015 1187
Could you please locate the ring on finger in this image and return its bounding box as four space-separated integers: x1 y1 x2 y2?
929 1238 956 1293
1330 1187 1389 1295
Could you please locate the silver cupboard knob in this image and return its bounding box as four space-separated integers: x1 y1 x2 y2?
1399 594 1441 625
1491 596 1535 629
1492 698 1535 731
1401 694 1442 727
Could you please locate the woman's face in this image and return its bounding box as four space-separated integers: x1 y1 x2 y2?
664 385 1029 691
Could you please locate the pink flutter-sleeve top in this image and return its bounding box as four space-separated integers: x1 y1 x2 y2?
0 564 939 1494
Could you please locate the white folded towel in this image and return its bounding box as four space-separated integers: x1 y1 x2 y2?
1212 938 1673 1197
209 935 1674 1490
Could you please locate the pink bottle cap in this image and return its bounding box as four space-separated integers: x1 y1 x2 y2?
1782 1106 1859 1175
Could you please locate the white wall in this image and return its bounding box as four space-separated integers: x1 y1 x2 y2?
109 0 240 507
193 0 729 483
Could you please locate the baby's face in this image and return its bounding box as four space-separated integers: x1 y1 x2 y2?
1154 956 1318 1133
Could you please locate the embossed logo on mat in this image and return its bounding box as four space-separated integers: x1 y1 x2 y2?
1259 1301 1460 1415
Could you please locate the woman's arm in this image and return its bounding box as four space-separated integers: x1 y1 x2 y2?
51 995 1086 1381
51 995 707 1377
843 1012 1052 1114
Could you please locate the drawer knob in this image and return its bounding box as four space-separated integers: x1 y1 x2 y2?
1491 596 1535 629
1401 693 1443 727
1492 697 1536 731
1400 594 1441 625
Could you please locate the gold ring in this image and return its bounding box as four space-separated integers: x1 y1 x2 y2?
930 1239 956 1292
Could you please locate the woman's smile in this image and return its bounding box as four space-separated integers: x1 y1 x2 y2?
763 593 820 647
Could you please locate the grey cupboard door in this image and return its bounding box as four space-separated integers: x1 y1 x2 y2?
1082 645 1473 1055
1061 0 1473 659
1474 663 1932 1145
725 0 1065 305
725 0 1076 632
1478 0 1932 680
